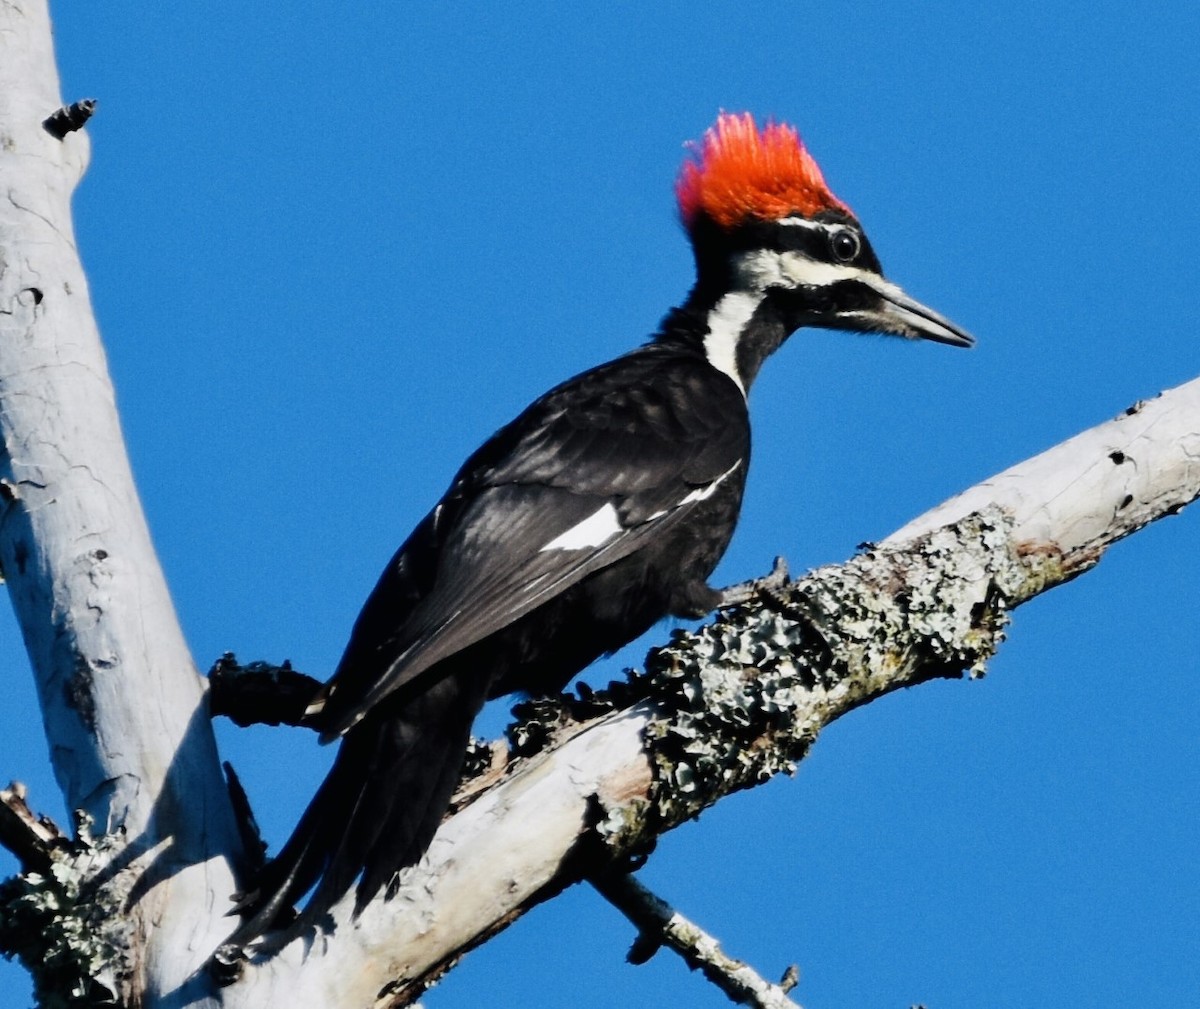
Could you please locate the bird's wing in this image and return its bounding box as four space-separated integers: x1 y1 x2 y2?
315 348 748 738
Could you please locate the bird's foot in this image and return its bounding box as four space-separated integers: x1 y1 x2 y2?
715 555 790 609
210 940 249 985
721 558 840 666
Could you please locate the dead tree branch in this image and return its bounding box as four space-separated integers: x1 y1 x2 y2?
216 376 1200 1009
3 1 1198 1005
0 3 243 1005
0 783 67 875
593 871 803 1009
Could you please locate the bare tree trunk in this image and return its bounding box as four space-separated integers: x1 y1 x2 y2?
0 2 241 1006
1 4 1197 1009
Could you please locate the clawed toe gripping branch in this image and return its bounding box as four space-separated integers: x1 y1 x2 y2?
716 555 791 609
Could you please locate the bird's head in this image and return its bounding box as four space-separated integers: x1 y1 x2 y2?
676 112 973 350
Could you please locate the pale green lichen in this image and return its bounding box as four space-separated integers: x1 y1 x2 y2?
593 796 654 845
0 814 131 1009
492 509 1026 859
636 507 1024 832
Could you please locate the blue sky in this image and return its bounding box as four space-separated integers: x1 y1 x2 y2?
2 3 1198 1006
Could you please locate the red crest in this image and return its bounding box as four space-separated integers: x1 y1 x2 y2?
676 112 849 229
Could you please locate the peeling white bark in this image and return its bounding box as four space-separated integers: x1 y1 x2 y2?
221 707 655 1007
0 2 240 1005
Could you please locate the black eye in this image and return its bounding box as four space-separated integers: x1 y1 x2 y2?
829 227 861 263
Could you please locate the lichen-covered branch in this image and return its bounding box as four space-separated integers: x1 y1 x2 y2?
224 375 1200 1009
0 782 66 875
0 810 135 1009
4 0 1198 1000
633 508 1015 834
592 871 803 1009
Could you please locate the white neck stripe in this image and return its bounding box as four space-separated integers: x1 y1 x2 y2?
702 292 761 396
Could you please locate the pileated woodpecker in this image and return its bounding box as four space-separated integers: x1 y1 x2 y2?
227 112 973 948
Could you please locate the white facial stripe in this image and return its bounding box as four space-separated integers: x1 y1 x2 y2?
734 249 789 289
736 248 873 292
779 252 872 288
777 216 835 232
702 291 761 395
539 503 622 552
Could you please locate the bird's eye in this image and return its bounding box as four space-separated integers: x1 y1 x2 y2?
829 228 861 263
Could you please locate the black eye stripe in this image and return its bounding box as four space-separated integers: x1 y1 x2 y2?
771 226 829 258
759 220 863 264
732 218 880 274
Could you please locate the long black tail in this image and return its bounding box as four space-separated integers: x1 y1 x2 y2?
225 667 491 948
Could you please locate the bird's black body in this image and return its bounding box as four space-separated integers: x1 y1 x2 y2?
232 319 753 939
326 333 753 727
225 113 973 951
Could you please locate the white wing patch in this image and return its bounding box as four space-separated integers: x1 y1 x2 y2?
538 462 742 554
679 460 741 505
539 503 623 552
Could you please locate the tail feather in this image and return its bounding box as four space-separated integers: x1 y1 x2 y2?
357 700 481 907
226 666 491 949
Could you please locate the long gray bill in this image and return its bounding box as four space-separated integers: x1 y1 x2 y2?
859 276 975 348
